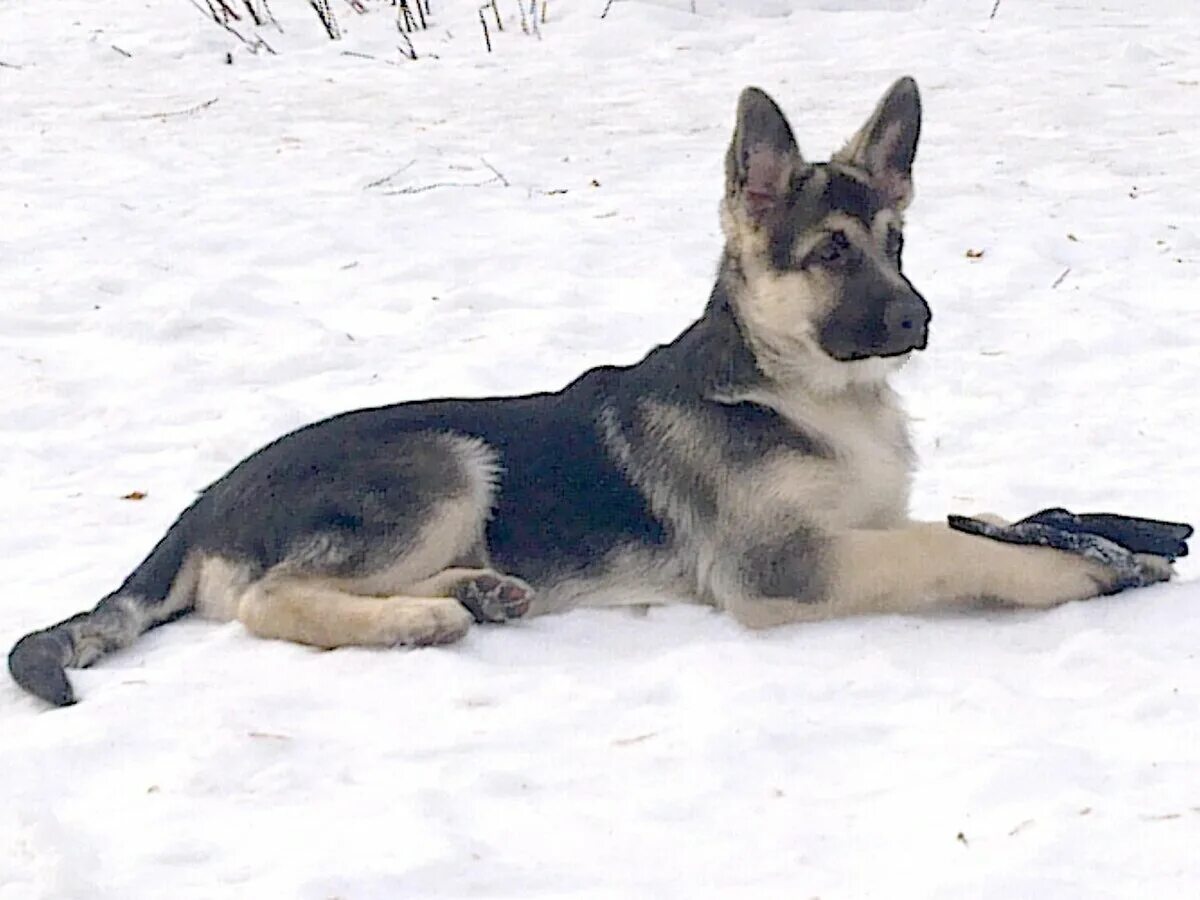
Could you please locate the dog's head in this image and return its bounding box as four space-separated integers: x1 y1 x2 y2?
720 78 929 391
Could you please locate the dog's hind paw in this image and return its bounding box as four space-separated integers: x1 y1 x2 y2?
454 573 533 623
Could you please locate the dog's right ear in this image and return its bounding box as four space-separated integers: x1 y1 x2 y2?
724 87 805 228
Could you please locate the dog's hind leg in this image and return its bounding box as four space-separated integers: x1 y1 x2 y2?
236 567 535 648
226 433 534 648
407 568 534 623
237 576 474 648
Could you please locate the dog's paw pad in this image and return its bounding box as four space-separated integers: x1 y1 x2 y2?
455 574 533 623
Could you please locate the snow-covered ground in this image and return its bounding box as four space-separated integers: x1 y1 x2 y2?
3 0 1200 896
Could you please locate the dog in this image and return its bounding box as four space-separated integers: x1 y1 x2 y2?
9 77 1174 707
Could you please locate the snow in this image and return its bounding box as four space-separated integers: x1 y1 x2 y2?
3 0 1200 896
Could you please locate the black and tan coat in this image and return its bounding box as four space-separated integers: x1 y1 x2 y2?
9 79 1172 707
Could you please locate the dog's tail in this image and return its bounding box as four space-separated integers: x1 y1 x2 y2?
8 505 202 706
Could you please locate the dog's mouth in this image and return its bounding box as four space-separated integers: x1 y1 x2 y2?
819 297 931 363
830 334 928 362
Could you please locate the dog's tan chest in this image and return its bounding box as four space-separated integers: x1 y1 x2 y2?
823 413 912 528
745 388 913 531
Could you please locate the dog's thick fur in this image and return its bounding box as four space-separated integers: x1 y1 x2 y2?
9 78 1172 706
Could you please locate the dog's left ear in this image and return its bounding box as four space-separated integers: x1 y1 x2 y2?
834 77 921 210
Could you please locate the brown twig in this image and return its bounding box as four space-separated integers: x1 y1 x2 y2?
241 0 264 25
383 176 503 195
259 0 282 32
309 0 342 39
364 160 418 190
398 0 416 31
378 162 507 195
212 0 242 21
479 7 492 51
111 44 133 58
398 29 418 59
136 97 221 120
1051 267 1070 289
525 0 541 37
600 0 617 19
185 0 277 53
479 157 509 187
342 49 398 66
989 0 1001 18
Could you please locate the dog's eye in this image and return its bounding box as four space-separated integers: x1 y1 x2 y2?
812 231 850 267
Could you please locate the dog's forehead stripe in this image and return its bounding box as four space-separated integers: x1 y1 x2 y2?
821 167 883 226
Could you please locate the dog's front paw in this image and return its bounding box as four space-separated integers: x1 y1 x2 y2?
1132 553 1174 586
951 514 1175 595
1068 533 1175 592
1031 546 1173 607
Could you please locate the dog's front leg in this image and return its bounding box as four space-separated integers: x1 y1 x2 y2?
721 522 1172 628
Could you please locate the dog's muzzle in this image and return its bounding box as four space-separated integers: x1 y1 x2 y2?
882 293 931 355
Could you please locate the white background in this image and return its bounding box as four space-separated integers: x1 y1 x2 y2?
2 1 1199 896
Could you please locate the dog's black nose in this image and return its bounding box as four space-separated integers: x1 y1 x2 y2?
885 294 931 352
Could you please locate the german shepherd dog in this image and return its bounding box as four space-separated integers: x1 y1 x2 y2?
9 78 1174 706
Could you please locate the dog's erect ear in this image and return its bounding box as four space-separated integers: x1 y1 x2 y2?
834 77 921 210
725 87 805 227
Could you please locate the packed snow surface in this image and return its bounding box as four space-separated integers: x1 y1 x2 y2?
3 0 1200 897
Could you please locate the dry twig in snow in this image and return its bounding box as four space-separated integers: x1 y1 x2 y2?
136 97 221 120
